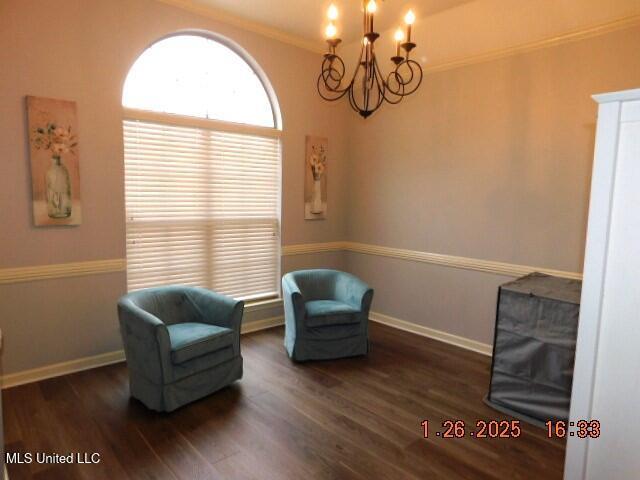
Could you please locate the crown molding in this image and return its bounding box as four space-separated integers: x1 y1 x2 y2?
593 87 640 105
152 2 638 73
153 0 326 53
424 14 640 74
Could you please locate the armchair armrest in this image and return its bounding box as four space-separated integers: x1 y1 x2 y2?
117 297 172 384
334 273 374 313
282 273 306 320
118 298 166 337
184 287 244 332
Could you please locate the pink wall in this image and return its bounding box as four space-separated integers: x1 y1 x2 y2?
1 0 639 375
0 0 349 374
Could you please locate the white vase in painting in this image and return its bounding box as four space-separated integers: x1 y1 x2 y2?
305 136 327 220
46 155 72 218
311 178 323 213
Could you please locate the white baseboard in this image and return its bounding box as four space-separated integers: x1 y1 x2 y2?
369 311 493 356
0 350 126 390
1 316 284 390
0 313 488 389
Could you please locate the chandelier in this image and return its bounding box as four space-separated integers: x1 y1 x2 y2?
318 1 423 118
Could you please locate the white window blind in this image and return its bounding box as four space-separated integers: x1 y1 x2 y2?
123 118 281 301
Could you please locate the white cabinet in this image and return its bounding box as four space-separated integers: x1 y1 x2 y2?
0 330 4 480
565 89 640 480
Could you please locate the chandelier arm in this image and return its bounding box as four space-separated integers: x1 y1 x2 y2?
394 59 424 96
396 60 415 86
375 58 406 104
352 67 369 114
351 41 367 82
350 54 387 117
323 56 345 84
385 71 405 105
317 74 351 101
366 52 385 114
348 81 363 115
364 72 371 113
319 55 348 92
350 61 371 115
317 53 353 101
371 60 387 110
334 41 371 113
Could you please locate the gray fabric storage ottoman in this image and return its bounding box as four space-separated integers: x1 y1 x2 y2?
485 272 582 426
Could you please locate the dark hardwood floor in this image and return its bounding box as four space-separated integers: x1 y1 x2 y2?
3 324 565 479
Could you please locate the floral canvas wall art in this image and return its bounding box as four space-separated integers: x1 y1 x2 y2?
304 135 327 220
27 96 82 226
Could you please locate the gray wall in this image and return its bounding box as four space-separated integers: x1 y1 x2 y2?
344 25 640 344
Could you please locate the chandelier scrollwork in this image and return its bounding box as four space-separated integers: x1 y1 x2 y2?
318 1 423 118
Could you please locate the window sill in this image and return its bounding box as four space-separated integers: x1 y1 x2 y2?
245 297 283 313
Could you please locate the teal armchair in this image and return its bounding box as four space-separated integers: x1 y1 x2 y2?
282 269 373 361
118 286 243 412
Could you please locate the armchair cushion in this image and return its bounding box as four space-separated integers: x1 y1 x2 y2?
167 322 234 365
305 300 360 328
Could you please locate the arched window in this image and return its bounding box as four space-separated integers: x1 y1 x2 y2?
122 33 281 301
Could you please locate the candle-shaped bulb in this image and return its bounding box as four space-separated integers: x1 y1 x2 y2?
404 9 415 43
394 28 404 58
404 10 416 25
366 0 377 14
327 4 338 20
325 22 337 39
363 36 369 46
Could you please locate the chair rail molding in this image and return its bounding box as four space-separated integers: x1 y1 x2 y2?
0 259 126 284
282 241 583 280
281 241 347 256
0 241 581 285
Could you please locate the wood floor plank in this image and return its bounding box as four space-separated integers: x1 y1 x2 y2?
3 324 566 479
64 368 178 480
36 376 131 480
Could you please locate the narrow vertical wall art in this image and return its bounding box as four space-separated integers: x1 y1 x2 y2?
26 96 82 226
304 135 327 220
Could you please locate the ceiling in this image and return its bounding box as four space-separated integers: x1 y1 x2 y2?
191 0 476 44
